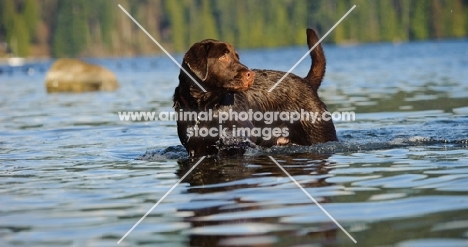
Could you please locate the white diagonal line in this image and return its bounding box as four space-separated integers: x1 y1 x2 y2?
117 156 206 244
268 5 356 92
268 156 357 243
118 4 207 92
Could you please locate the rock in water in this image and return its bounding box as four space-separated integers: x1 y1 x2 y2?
45 58 119 93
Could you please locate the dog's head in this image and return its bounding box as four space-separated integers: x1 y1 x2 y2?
182 39 255 91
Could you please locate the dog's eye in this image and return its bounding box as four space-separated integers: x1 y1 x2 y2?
219 53 229 61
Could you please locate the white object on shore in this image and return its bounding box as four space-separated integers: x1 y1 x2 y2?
7 57 25 67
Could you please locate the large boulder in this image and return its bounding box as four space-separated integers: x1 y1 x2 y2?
45 58 119 93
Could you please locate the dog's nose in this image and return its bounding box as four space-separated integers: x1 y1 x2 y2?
245 70 255 79
244 70 255 87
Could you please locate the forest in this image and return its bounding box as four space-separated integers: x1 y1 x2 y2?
1 0 467 58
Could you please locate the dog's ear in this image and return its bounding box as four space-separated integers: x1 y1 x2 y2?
184 42 212 81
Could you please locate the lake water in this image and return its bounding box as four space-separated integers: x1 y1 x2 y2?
1 39 468 247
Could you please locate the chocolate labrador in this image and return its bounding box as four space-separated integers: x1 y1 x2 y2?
173 29 338 157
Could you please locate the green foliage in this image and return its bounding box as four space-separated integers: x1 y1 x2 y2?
450 0 466 37
164 0 186 51
0 0 467 57
10 15 30 57
379 0 399 41
1 0 15 33
290 0 307 45
22 0 40 40
201 0 218 40
333 0 347 43
0 0 39 56
99 1 115 47
410 0 429 40
52 0 90 57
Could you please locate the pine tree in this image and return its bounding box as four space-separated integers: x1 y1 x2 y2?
10 15 30 57
212 0 236 44
164 0 186 51
235 1 250 48
201 0 218 39
248 1 266 48
396 0 411 41
52 0 90 57
450 0 466 37
378 0 399 42
22 0 39 41
333 0 347 43
368 1 381 42
290 0 307 46
430 0 443 39
1 0 16 47
410 0 429 40
99 1 114 47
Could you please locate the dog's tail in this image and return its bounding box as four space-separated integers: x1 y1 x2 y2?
304 29 326 91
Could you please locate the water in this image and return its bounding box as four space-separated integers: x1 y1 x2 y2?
1 39 468 246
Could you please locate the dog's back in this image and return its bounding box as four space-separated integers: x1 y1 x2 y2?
232 28 337 146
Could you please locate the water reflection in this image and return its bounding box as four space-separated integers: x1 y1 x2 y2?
174 154 339 246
